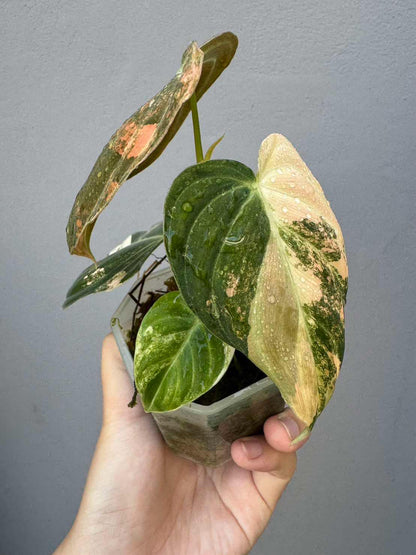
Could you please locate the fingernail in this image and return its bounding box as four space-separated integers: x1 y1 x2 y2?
277 414 300 441
240 438 263 459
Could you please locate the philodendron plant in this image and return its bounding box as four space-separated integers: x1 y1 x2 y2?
64 32 348 439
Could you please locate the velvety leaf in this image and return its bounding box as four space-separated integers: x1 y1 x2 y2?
63 222 163 308
134 291 234 412
164 134 348 428
127 32 238 180
66 42 204 260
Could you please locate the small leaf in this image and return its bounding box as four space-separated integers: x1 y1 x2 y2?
66 42 204 260
63 222 163 308
164 134 348 427
134 291 234 412
204 134 225 161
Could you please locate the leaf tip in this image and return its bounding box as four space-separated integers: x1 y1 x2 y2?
290 426 312 446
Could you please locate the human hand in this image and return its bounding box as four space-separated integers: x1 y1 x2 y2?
55 334 309 555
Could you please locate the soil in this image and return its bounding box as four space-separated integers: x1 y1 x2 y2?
195 350 266 405
127 272 266 406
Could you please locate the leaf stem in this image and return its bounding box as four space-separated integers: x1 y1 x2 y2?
190 93 203 163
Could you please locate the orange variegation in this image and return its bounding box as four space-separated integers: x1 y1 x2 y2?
66 41 203 260
127 32 238 180
66 32 238 261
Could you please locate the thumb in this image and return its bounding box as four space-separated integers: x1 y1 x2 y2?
100 334 145 425
231 409 309 510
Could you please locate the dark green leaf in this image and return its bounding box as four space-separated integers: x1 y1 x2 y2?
134 291 234 412
164 159 266 354
63 222 163 308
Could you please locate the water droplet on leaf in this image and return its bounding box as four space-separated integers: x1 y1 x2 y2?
225 234 245 245
182 202 193 212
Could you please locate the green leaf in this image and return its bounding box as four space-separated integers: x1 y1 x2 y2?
164 134 348 428
134 291 234 412
66 42 204 261
127 32 238 179
63 222 163 308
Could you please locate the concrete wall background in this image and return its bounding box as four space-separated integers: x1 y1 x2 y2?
1 1 415 553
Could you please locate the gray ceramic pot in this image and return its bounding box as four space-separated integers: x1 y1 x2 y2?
111 268 285 467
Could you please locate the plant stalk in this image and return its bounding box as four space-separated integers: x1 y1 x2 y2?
190 93 204 163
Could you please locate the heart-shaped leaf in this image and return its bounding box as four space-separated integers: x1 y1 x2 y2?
66 42 203 260
164 134 348 428
134 291 234 412
63 222 163 308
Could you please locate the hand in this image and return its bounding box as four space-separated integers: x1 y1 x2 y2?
55 334 309 555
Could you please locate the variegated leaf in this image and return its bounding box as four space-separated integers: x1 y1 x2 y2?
127 32 238 179
66 42 203 260
164 134 348 428
134 291 234 412
63 222 163 308
66 32 238 262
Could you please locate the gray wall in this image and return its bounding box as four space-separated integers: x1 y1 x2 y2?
1 1 415 553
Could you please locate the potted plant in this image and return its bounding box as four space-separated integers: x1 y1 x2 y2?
64 32 348 466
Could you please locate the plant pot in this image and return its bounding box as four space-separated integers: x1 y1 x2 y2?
111 267 285 467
